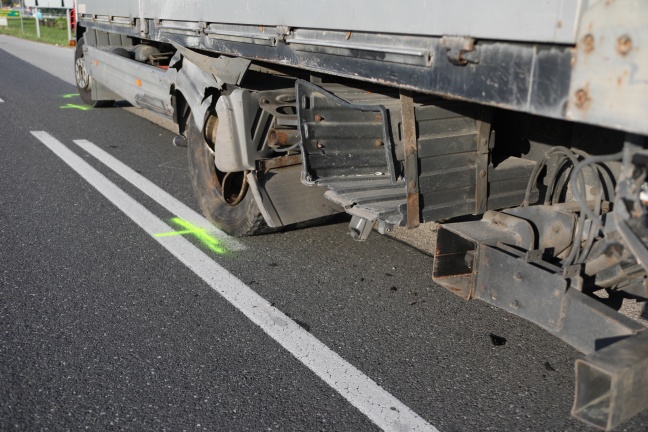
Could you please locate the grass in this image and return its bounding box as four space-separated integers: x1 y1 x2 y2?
0 17 72 46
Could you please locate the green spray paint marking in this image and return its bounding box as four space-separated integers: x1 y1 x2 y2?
61 93 79 99
61 104 91 111
154 218 226 254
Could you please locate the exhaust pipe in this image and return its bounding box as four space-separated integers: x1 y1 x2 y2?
572 330 648 430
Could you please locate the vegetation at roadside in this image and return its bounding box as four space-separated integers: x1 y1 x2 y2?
0 17 71 46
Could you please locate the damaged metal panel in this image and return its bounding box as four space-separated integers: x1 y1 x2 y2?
85 45 173 117
214 89 271 172
257 165 343 226
173 57 221 129
567 0 648 136
171 43 251 86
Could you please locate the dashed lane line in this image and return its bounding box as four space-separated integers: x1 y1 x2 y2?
31 131 439 432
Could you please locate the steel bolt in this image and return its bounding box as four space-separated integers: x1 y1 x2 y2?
316 141 324 149
408 180 416 190
479 170 486 178
314 114 323 122
552 222 562 233
480 138 487 146
582 34 595 53
406 147 415 156
617 34 632 56
375 139 384 148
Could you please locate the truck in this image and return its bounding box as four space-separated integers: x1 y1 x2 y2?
73 1 648 429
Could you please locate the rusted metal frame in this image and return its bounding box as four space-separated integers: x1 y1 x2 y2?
475 243 644 354
474 107 492 215
572 329 648 431
256 154 302 174
400 90 420 228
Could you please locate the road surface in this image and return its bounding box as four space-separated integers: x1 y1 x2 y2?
1 34 647 431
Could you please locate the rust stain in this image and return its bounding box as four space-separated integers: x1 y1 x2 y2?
407 192 420 228
616 34 632 56
574 86 592 110
345 31 352 40
556 20 562 29
582 34 595 54
258 154 302 173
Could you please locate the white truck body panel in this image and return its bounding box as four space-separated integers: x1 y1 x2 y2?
77 0 582 44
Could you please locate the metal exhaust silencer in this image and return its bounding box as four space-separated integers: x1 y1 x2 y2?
572 330 648 430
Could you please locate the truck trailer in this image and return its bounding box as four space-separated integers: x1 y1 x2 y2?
73 1 648 429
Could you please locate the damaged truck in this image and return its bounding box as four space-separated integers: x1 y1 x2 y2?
73 0 648 429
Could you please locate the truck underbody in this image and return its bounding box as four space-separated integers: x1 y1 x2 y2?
75 0 648 429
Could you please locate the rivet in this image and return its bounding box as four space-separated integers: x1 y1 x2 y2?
314 114 323 122
479 170 486 178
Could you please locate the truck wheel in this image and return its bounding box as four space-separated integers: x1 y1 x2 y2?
187 114 269 236
74 38 113 107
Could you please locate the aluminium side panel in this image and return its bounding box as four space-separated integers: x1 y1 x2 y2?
77 0 582 44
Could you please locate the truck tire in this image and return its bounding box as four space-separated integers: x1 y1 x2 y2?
187 114 269 236
74 38 114 108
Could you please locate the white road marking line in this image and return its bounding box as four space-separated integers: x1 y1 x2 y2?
73 139 245 252
31 131 439 432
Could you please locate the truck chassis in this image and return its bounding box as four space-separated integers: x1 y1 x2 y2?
74 0 648 429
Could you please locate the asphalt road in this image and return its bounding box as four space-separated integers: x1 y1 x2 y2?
1 35 648 432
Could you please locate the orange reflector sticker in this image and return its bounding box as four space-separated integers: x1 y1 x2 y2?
136 79 142 87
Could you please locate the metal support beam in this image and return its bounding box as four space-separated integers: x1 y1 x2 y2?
573 330 648 430
474 107 492 214
400 90 420 228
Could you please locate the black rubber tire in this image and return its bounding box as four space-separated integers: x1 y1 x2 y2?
74 38 114 108
187 114 269 236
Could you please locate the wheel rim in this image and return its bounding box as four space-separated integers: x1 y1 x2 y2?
75 57 89 89
203 115 250 206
